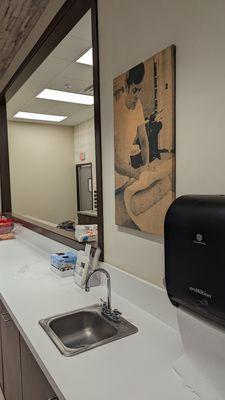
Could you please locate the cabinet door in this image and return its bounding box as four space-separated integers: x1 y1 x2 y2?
1 309 22 400
0 301 5 390
21 337 57 400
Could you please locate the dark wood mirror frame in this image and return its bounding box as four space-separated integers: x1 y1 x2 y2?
0 0 104 257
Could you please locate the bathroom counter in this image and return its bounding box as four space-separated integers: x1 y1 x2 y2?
0 233 196 400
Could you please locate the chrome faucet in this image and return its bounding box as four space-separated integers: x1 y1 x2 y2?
85 268 122 323
85 268 111 309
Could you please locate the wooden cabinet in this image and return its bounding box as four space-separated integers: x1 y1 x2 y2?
1 304 22 400
21 337 57 400
0 300 57 400
0 302 5 391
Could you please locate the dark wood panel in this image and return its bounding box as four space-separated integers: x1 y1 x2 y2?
91 1 104 257
1 307 22 400
0 301 5 391
0 99 11 213
21 337 57 400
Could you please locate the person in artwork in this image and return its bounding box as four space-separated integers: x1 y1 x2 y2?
114 63 174 233
114 62 149 192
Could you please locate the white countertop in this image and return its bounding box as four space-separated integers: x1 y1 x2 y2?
0 234 197 400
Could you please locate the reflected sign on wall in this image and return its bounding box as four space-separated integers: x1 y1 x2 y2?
80 152 86 161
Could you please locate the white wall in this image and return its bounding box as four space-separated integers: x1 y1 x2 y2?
98 0 225 287
8 121 76 225
74 118 97 196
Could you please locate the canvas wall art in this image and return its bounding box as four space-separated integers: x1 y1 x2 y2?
113 45 175 236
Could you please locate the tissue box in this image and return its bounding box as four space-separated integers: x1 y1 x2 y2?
50 252 77 270
75 224 97 243
50 265 74 278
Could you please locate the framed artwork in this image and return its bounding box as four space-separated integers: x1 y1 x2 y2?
113 45 176 236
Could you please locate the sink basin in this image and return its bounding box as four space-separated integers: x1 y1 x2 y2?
49 310 117 348
39 304 138 356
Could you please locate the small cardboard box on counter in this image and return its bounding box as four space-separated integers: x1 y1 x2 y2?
50 252 77 277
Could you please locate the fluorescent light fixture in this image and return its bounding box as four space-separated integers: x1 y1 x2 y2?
14 111 67 122
76 48 93 66
36 88 94 105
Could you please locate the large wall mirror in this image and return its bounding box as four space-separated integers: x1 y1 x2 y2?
0 0 103 254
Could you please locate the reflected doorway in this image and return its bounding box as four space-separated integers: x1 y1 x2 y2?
76 163 93 211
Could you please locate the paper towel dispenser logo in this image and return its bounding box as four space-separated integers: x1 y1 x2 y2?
193 233 206 246
189 286 212 299
196 234 202 242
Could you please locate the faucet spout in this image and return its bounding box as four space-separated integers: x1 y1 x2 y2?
85 268 111 310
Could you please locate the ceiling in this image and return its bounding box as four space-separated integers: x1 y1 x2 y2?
0 0 51 78
7 10 94 127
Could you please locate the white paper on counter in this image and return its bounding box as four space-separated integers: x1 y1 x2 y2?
174 306 225 400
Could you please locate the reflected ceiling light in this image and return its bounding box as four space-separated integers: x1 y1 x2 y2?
14 111 67 122
76 48 93 66
36 88 94 105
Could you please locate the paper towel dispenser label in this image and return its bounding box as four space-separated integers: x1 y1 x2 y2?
193 233 206 246
189 286 212 299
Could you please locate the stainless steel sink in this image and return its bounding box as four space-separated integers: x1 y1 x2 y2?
39 304 138 356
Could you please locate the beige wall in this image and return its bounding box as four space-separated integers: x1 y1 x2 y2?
8 121 76 225
98 0 225 287
74 118 97 197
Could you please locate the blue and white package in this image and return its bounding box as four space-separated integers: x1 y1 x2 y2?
50 252 77 271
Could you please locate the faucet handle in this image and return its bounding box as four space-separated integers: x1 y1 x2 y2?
113 309 122 315
100 298 107 308
111 308 122 323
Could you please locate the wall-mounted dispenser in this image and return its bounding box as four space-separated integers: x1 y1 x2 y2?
165 195 225 400
165 194 225 326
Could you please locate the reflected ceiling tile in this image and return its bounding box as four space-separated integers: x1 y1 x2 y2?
61 62 93 86
46 75 88 94
37 56 71 75
68 10 92 42
50 36 91 62
76 48 93 66
14 112 67 122
37 89 94 105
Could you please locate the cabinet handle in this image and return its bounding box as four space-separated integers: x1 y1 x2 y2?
1 313 11 322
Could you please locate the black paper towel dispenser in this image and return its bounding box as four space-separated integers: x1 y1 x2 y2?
165 195 225 326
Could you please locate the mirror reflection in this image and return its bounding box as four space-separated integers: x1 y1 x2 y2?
6 11 98 244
